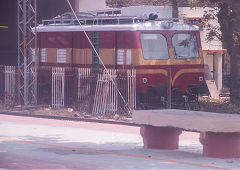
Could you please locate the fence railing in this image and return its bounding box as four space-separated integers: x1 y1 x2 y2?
0 65 17 105
52 67 65 108
91 69 136 115
0 65 5 103
52 67 137 115
92 70 111 115
106 69 118 114
127 69 136 111
5 66 16 105
76 68 92 112
77 68 91 102
0 65 136 115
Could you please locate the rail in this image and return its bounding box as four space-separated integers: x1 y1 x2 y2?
42 16 142 26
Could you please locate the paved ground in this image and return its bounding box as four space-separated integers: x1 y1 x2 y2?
0 114 239 170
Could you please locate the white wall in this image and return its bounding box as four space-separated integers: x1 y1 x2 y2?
203 52 222 91
75 0 106 12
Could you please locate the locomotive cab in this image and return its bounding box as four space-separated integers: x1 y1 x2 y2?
133 21 204 109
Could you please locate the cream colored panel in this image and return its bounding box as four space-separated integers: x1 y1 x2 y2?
66 48 72 64
46 49 57 63
73 48 92 65
99 49 115 65
45 48 73 64
133 48 204 66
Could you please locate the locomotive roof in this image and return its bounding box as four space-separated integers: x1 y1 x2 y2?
36 20 199 32
36 9 199 33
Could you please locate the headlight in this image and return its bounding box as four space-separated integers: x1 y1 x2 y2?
142 78 147 84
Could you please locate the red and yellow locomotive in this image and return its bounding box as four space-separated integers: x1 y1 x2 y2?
35 11 205 109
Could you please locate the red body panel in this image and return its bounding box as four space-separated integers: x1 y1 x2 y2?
136 64 204 94
73 32 92 49
38 30 201 49
39 32 72 48
37 29 204 95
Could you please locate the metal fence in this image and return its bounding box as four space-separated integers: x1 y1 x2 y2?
0 65 136 115
0 65 5 104
0 65 17 106
4 66 16 105
75 68 136 115
50 67 136 115
52 67 65 108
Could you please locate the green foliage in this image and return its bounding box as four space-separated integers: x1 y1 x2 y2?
207 0 240 103
203 7 222 42
195 0 240 45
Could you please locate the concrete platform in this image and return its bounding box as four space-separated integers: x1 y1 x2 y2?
133 109 240 132
0 114 240 169
133 109 240 158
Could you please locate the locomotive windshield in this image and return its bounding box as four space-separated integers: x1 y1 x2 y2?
172 33 199 59
140 33 169 60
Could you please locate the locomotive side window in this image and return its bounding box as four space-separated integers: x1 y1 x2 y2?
140 33 169 60
57 49 67 63
172 33 199 59
41 48 47 62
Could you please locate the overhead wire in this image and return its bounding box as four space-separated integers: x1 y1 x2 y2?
65 0 130 110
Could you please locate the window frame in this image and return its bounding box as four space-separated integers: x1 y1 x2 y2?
171 33 200 60
56 49 67 63
140 33 170 60
40 48 47 62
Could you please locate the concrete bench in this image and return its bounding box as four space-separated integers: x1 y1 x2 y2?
133 109 240 158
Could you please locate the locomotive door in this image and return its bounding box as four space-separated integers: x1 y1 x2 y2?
92 32 99 72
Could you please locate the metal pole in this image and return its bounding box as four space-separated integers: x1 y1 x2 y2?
167 68 171 109
17 1 20 69
17 0 21 105
34 0 38 105
17 0 38 106
23 0 28 105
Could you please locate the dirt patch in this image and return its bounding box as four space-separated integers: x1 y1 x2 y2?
1 96 239 122
199 97 240 114
0 104 132 122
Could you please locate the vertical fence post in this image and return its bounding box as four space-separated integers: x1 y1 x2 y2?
106 69 117 115
127 69 136 113
0 66 3 103
52 67 54 108
62 67 65 107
